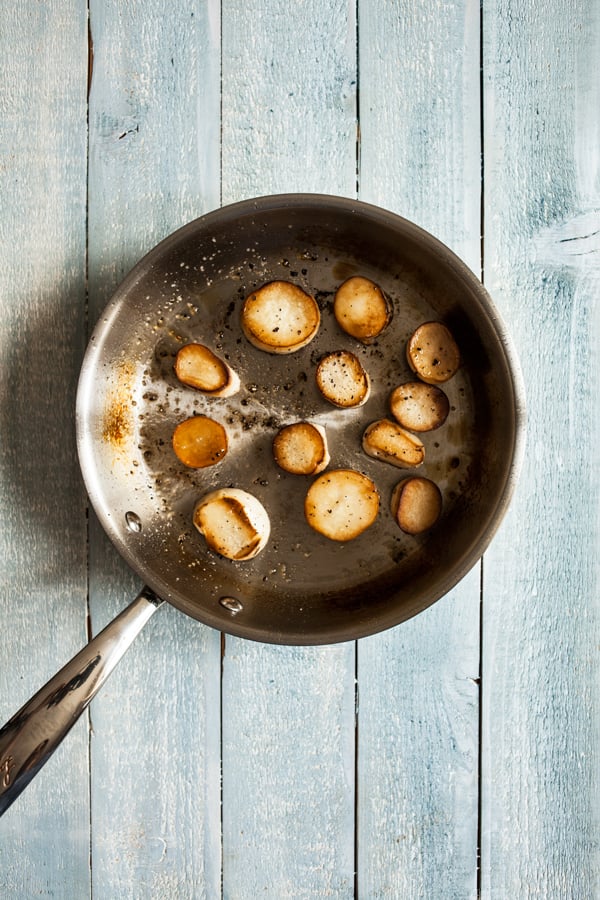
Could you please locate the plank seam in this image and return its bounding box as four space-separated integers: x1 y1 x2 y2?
220 631 225 900
219 3 224 895
477 558 484 899
477 3 485 895
354 0 361 895
219 0 224 209
354 645 359 900
355 0 361 202
86 3 93 897
479 0 486 285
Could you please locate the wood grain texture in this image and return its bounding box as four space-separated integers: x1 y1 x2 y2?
481 0 600 896
357 3 482 896
86 544 223 898
222 642 356 897
87 1 222 896
0 1 90 896
220 0 358 895
357 575 480 899
88 0 221 305
221 0 357 203
2 0 597 896
358 0 482 273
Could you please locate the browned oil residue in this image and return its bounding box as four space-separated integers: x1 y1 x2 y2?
103 400 130 445
102 362 135 448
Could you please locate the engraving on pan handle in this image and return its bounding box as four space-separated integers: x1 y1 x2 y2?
0 586 163 816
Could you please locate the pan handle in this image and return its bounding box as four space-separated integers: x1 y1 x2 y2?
0 586 163 816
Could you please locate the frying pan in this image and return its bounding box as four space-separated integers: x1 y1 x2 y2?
0 194 525 814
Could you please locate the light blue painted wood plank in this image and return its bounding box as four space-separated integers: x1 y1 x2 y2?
87 1 222 896
86 539 223 898
481 1 600 897
0 0 90 896
357 574 480 898
88 0 222 306
220 1 358 896
357 2 482 896
221 0 358 203
222 642 356 898
359 0 482 274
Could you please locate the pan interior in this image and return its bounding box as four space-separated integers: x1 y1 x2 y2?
77 196 522 644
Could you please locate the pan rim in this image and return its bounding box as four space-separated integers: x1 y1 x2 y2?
76 193 526 645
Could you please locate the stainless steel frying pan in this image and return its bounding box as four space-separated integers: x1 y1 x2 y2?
0 194 525 814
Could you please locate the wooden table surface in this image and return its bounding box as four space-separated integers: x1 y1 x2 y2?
1 2 598 897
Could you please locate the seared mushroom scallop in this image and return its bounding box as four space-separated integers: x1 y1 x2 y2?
273 422 330 475
304 469 380 541
193 488 270 560
241 280 320 354
362 419 425 468
315 350 370 408
406 321 460 384
389 381 450 432
174 343 240 397
391 477 442 534
333 276 392 344
172 415 228 468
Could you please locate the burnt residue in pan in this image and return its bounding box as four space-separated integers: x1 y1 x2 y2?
77 198 522 643
106 245 478 609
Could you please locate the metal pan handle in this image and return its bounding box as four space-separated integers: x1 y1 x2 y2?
0 586 163 816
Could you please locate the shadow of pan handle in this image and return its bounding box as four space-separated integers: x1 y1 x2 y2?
0 586 164 816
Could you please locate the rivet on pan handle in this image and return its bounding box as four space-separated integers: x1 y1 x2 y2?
0 586 163 816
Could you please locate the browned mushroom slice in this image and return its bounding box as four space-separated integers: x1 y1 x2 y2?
315 350 370 408
333 276 392 344
172 415 228 468
241 280 320 354
389 381 450 432
406 321 460 384
193 488 270 560
362 419 425 468
174 343 240 397
391 477 442 534
272 422 330 475
304 468 379 541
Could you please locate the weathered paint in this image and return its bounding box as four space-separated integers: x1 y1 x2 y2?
86 0 222 897
0 1 90 896
0 0 597 897
220 1 357 895
481 1 600 897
